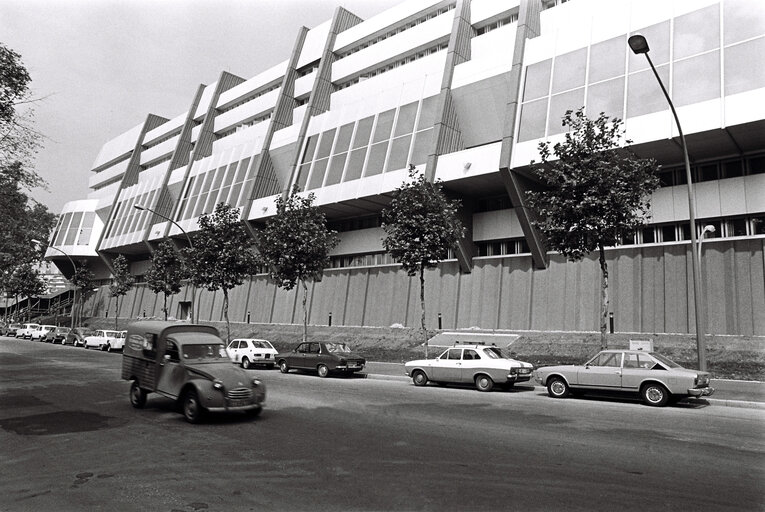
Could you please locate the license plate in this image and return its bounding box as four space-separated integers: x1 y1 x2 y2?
228 398 250 408
517 368 531 374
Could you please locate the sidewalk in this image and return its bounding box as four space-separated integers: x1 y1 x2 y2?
363 362 765 410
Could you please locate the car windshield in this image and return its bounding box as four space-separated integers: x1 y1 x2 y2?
325 343 351 353
182 343 227 361
650 352 682 368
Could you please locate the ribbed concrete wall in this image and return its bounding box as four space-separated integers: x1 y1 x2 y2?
91 238 765 336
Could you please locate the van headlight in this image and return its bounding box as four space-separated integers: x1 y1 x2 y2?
212 379 224 390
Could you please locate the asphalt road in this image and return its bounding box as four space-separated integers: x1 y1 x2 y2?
0 337 763 512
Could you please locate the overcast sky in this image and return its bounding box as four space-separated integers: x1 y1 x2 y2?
1 0 400 215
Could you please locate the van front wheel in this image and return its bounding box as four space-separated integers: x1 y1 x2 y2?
183 390 204 423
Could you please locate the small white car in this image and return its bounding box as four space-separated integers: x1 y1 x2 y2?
405 344 534 392
31 325 58 341
16 323 40 339
84 330 122 351
226 338 278 369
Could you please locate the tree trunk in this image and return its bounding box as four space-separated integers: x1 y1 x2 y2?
115 296 119 330
301 279 308 343
420 265 428 358
598 244 609 350
223 288 231 343
163 292 168 321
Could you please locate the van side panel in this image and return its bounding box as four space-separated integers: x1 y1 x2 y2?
121 354 157 391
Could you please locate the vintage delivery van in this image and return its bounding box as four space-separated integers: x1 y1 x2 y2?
121 321 266 423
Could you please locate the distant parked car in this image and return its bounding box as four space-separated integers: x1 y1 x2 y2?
276 341 366 377
108 330 128 351
405 344 534 392
533 349 715 407
4 323 22 337
84 330 122 351
16 323 40 339
51 326 71 344
65 327 92 347
31 325 58 341
226 338 278 369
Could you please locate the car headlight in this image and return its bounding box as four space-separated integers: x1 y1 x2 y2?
213 379 224 390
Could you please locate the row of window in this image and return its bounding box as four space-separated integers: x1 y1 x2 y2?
335 4 455 60
218 83 280 114
177 157 255 221
217 112 272 140
103 189 160 241
52 211 96 247
143 129 180 150
658 154 765 187
295 96 437 191
474 14 518 36
328 215 381 233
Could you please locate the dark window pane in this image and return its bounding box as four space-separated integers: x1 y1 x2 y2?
372 109 395 143
752 217 765 235
387 135 412 171
675 168 688 185
296 162 310 191
523 59 552 101
307 158 328 190
674 4 719 60
316 129 336 159
697 164 718 182
365 142 388 176
333 124 354 154
417 96 438 130
589 36 626 84
410 129 432 166
748 156 765 175
673 50 720 107
344 147 367 181
301 135 318 163
518 97 548 142
353 117 374 149
721 160 743 178
658 168 674 187
222 163 237 187
679 223 691 241
325 152 347 185
730 218 748 237
394 102 418 136
642 227 655 244
552 48 587 94
661 225 676 242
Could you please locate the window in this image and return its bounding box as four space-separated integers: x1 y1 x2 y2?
589 352 622 367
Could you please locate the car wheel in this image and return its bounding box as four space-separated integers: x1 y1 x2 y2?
547 376 570 398
279 360 289 373
412 370 428 387
182 389 203 424
241 357 251 369
129 381 147 409
475 374 494 392
641 383 670 407
317 364 330 378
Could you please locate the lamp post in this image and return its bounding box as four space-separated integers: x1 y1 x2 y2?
698 224 716 262
133 204 195 323
628 34 707 370
31 239 77 329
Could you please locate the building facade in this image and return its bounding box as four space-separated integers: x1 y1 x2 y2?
47 0 765 335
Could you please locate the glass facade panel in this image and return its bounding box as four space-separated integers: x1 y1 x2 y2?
551 49 587 94
673 50 720 106
523 59 552 101
325 152 348 185
344 147 367 181
721 160 743 178
394 102 417 136
725 38 765 96
589 36 626 84
410 129 432 166
661 225 676 242
353 117 374 148
77 212 95 245
627 64 669 118
548 88 585 136
518 97 548 142
417 96 438 130
301 135 318 163
365 141 388 176
54 213 72 245
334 123 354 153
296 162 310 190
628 22 670 72
64 212 83 245
372 109 395 143
316 128 335 159
724 0 765 45
387 135 412 171
673 5 719 60
586 77 625 119
307 158 328 189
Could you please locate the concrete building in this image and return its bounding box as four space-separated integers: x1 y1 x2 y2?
46 0 764 336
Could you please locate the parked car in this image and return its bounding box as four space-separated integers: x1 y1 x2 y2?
84 330 122 350
122 321 266 423
108 330 128 351
405 344 534 392
31 325 58 341
226 338 278 369
276 341 366 378
533 349 715 407
51 326 72 344
65 327 92 347
4 323 22 337
16 323 40 339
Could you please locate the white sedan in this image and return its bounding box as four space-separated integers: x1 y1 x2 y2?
83 330 122 351
226 338 278 369
405 345 534 392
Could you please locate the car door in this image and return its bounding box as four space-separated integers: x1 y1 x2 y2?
432 348 463 382
290 343 310 368
305 342 322 369
228 340 241 362
620 352 656 390
577 352 623 389
459 349 484 383
156 340 185 399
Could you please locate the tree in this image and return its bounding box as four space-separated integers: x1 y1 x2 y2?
525 108 659 349
381 166 465 356
256 186 339 343
70 262 95 328
6 263 45 321
1 43 42 170
144 240 186 321
186 203 257 342
108 255 134 330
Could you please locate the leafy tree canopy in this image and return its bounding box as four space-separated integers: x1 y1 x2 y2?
109 255 134 298
145 240 185 297
1 43 42 171
526 109 659 260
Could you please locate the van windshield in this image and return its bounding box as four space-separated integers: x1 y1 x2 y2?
182 344 227 361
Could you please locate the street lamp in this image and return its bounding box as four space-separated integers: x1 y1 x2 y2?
629 34 707 370
698 224 716 262
31 239 77 329
133 204 195 323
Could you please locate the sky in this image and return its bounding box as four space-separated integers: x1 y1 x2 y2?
1 0 400 215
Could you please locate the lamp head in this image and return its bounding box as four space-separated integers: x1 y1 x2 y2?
31 238 41 245
133 204 146 211
628 34 650 54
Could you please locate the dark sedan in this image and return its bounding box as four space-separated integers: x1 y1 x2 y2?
276 341 366 378
51 326 72 344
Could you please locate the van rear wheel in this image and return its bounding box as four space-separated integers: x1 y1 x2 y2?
129 381 147 409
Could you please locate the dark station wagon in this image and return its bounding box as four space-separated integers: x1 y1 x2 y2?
276 341 366 378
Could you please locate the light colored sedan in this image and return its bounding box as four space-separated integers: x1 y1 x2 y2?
534 349 714 407
31 325 57 341
226 338 278 369
405 345 534 392
84 330 122 351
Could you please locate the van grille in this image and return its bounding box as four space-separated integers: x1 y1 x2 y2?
226 388 252 400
